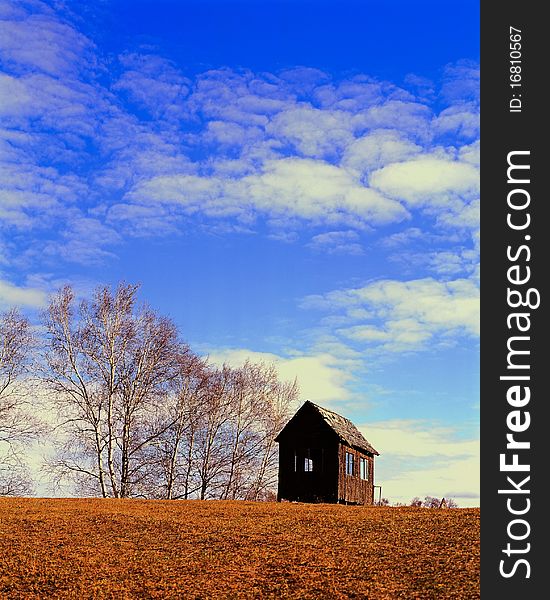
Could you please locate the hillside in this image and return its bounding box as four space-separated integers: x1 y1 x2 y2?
0 498 479 599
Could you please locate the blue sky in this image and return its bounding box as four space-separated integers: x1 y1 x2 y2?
0 0 479 505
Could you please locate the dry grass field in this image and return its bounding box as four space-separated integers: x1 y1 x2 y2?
0 498 479 599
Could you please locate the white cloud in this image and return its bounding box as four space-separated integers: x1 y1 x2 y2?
440 61 480 105
50 217 121 265
246 159 407 225
0 72 32 116
403 73 435 102
354 100 433 140
307 230 364 255
380 227 424 248
458 140 480 167
128 158 410 228
364 419 479 507
341 129 422 173
433 105 479 139
0 6 95 77
278 67 329 94
182 68 294 127
205 347 354 404
305 276 479 353
314 77 411 111
426 249 478 276
266 107 354 158
366 419 478 458
0 0 480 273
437 198 480 229
203 120 264 148
370 157 479 207
113 53 191 118
0 278 47 308
106 203 184 237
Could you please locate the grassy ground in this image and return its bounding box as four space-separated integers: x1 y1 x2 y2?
0 498 479 599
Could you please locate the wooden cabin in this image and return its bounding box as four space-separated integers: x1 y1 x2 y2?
275 400 379 505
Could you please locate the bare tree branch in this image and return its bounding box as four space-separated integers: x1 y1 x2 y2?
0 308 41 496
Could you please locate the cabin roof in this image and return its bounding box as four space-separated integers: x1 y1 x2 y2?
277 400 380 455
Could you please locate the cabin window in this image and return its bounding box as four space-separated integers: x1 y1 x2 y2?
360 457 369 480
295 450 314 472
345 451 354 476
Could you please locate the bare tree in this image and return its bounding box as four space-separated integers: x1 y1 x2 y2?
193 365 233 500
445 498 459 508
41 283 300 501
146 349 211 500
0 308 40 496
43 285 113 496
153 359 297 502
423 496 442 508
43 284 182 497
245 363 297 501
0 464 34 496
220 362 264 500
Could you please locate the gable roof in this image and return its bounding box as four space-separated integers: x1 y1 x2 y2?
277 400 379 455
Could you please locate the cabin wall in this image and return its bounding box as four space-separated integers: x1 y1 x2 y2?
337 444 375 505
277 408 340 502
278 441 339 502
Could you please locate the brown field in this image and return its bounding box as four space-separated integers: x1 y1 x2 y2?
0 498 479 599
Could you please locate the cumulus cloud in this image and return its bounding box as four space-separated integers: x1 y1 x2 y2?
426 249 478 276
304 276 479 353
266 107 354 158
278 67 329 95
366 419 478 459
0 278 47 308
341 129 422 174
205 347 355 404
403 73 436 102
365 419 479 506
307 230 364 255
313 77 411 111
370 157 479 207
128 158 410 228
354 100 433 141
437 198 479 230
0 5 96 77
433 104 479 139
0 0 480 276
458 140 480 167
113 53 191 118
380 227 424 248
202 120 264 148
440 61 480 105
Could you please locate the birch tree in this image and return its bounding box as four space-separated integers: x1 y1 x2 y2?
194 365 233 500
247 364 297 500
43 283 181 497
147 349 210 499
220 362 261 500
0 308 40 496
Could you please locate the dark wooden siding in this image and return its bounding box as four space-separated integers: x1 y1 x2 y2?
337 444 375 504
276 401 377 505
277 403 340 503
278 440 339 502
